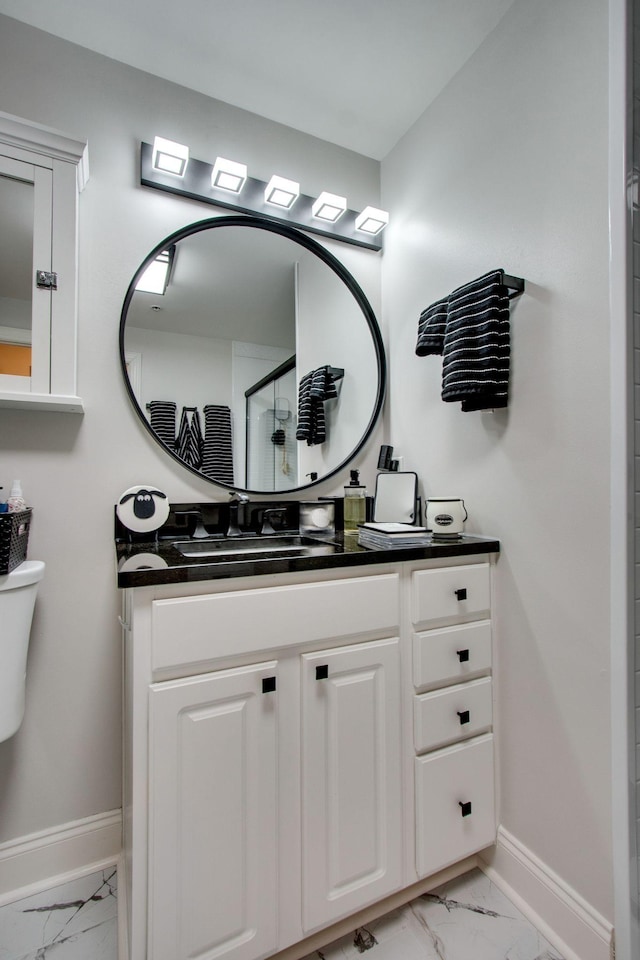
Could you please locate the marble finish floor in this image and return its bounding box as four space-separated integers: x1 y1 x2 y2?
0 866 563 960
0 868 117 960
301 869 564 960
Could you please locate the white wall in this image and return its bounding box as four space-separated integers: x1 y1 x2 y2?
124 327 233 415
381 0 612 920
0 15 382 846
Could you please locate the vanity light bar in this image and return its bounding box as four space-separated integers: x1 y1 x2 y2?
152 137 189 177
211 156 248 193
265 174 300 209
355 206 389 235
312 191 347 223
141 141 387 251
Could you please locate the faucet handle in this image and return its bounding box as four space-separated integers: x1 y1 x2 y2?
261 507 287 536
229 491 249 504
174 508 209 539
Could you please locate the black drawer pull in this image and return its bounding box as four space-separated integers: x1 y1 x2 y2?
454 588 467 601
316 665 329 680
459 801 472 817
457 710 470 725
262 677 276 693
457 649 470 663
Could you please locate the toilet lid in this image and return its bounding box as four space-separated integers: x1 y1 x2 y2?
0 560 45 590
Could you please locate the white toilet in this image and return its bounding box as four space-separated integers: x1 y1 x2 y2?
0 560 45 742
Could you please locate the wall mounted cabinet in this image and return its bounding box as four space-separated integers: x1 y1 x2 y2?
0 111 88 412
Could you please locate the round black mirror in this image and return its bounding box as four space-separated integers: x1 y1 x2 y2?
119 215 385 494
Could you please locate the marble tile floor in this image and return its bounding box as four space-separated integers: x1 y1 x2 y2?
0 865 563 960
301 869 564 960
0 867 117 960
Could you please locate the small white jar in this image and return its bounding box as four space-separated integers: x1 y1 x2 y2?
426 498 468 537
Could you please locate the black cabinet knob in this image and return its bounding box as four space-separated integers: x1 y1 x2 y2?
262 677 276 693
457 710 470 725
457 649 470 662
459 801 472 817
454 588 467 601
316 665 329 680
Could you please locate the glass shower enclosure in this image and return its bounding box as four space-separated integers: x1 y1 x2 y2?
245 356 298 491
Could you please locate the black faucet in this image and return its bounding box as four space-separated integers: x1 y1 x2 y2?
226 492 249 537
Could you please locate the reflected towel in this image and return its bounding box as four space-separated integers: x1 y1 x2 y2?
202 405 234 485
148 400 176 447
176 407 203 469
296 366 338 445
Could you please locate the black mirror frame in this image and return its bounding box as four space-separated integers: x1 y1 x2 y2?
119 214 386 495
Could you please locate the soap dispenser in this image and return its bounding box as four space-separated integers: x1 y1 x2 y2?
7 480 25 513
343 469 366 534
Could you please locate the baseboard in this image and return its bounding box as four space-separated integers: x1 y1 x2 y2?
479 826 614 960
0 809 122 905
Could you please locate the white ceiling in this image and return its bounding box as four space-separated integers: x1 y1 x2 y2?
0 0 515 159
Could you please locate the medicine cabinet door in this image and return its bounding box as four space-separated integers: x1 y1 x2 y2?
0 153 53 395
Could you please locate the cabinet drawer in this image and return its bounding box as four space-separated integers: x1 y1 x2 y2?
151 573 400 670
413 621 491 690
415 734 495 877
412 564 490 627
414 676 492 754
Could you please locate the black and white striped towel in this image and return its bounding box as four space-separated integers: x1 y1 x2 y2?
202 404 234 485
415 297 448 356
176 407 203 469
441 270 510 410
296 366 338 445
148 400 177 447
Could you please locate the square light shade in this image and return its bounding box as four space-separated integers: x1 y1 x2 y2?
152 137 189 177
135 246 175 295
211 156 247 193
355 206 389 235
265 175 300 209
312 191 347 223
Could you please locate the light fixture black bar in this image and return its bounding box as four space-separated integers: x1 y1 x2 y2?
140 142 382 252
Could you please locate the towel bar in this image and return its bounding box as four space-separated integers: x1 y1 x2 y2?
501 272 525 299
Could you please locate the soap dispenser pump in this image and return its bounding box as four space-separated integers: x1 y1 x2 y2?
344 469 366 533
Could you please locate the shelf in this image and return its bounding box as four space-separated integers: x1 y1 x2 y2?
0 392 84 413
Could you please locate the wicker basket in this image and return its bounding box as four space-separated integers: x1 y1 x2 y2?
0 509 32 574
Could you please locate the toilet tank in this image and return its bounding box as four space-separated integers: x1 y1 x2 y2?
0 560 45 742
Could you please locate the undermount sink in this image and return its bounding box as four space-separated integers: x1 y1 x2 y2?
173 535 337 560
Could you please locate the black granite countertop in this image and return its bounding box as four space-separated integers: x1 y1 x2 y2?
116 531 500 589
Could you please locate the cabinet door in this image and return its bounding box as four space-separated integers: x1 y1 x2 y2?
301 638 403 932
0 154 53 395
148 662 279 960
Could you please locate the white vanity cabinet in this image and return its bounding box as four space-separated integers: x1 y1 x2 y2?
122 554 497 960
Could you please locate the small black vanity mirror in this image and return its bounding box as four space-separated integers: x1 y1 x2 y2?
119 215 386 494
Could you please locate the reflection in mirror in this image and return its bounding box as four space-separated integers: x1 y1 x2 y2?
0 173 33 379
120 216 385 494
